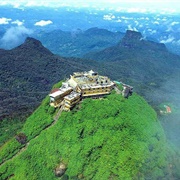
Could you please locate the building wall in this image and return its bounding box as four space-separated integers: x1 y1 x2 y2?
50 89 73 107
64 97 81 111
81 86 112 97
50 98 64 108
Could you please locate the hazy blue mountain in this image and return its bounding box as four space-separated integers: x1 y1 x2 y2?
34 27 124 57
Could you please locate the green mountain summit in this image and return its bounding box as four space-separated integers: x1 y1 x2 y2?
0 78 168 179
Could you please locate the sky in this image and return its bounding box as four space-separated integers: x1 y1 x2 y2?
0 0 180 13
0 0 180 56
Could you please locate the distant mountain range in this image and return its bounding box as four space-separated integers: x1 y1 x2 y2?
34 27 124 57
1 30 180 119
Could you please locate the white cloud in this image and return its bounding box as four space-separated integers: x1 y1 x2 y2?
103 14 115 21
160 35 175 44
154 21 159 25
139 17 145 20
134 21 139 26
162 18 167 21
34 20 53 26
116 19 122 22
115 7 123 12
171 21 179 26
11 20 24 26
151 30 157 34
147 29 157 35
0 26 33 49
0 17 12 24
121 16 133 20
127 25 138 32
127 8 147 13
0 0 180 14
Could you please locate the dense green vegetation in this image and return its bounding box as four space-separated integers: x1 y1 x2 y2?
0 91 170 179
0 118 24 147
0 96 55 165
166 144 180 178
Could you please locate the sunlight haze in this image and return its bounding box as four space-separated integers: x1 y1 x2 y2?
0 0 179 13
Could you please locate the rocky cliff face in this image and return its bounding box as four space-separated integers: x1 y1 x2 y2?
118 30 167 51
119 30 143 48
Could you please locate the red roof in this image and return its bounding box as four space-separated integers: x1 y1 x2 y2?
50 88 59 94
166 106 171 113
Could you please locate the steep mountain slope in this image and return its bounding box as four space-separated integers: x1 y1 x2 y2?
34 27 124 57
0 37 97 119
0 88 170 179
84 30 180 81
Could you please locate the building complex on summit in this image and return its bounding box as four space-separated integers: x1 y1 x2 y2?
49 70 133 111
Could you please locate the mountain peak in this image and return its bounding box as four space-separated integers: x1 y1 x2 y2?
124 30 143 40
22 37 48 50
118 30 167 51
13 37 53 55
118 30 143 48
24 37 42 46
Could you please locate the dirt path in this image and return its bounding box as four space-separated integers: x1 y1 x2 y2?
0 105 64 167
53 104 64 122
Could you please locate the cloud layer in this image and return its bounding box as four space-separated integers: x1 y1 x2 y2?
12 20 24 26
0 0 179 13
0 17 12 24
0 26 33 49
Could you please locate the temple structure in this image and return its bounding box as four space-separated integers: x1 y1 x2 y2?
49 70 115 110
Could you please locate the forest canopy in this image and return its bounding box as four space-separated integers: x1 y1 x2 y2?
0 90 169 180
